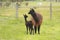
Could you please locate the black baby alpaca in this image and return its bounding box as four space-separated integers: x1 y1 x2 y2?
23 14 33 34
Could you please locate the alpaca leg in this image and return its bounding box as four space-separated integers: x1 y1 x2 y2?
26 26 28 34
30 26 33 34
30 28 32 34
34 26 37 34
29 27 30 33
38 25 40 34
30 26 34 35
29 27 31 34
32 27 34 35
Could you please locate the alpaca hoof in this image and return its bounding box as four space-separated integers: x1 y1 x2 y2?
26 33 28 34
30 33 32 35
33 33 34 35
35 32 36 34
33 32 34 35
38 33 40 34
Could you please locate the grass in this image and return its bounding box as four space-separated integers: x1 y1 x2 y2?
0 2 60 40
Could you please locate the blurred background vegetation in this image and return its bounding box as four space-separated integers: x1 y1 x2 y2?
0 0 60 40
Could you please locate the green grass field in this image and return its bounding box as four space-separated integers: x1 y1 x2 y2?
0 2 60 40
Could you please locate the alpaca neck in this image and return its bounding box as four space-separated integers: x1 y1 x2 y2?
31 12 39 23
24 18 27 23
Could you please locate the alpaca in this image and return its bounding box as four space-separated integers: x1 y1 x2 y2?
23 14 33 34
28 8 43 34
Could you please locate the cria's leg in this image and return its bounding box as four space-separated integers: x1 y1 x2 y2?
30 26 33 34
30 28 32 34
26 25 28 34
29 27 30 33
30 26 34 35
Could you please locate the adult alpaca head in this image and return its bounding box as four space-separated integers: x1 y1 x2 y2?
28 8 35 14
28 8 39 23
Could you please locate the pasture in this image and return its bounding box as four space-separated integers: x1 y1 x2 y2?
0 2 60 40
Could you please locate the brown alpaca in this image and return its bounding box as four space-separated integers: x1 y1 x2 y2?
23 14 33 34
28 8 43 34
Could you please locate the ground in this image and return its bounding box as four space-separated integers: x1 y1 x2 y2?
0 2 60 40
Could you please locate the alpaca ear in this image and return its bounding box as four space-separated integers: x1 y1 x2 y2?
30 8 32 9
30 8 33 10
25 14 26 15
30 7 34 9
23 14 25 16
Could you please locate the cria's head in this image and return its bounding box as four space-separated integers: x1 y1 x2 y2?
23 14 28 18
